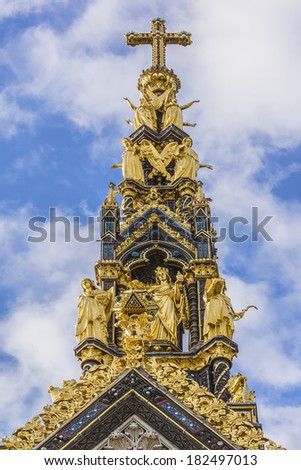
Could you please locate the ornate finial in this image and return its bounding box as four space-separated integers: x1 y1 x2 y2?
125 18 192 68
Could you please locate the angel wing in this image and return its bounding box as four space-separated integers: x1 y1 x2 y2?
146 87 170 110
140 140 166 175
140 139 160 159
160 141 179 167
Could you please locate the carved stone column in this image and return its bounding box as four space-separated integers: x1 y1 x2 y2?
188 281 199 349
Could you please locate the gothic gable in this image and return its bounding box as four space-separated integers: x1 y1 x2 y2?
36 369 240 451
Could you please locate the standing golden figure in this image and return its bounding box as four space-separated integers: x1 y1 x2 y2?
149 268 185 344
162 86 199 129
203 277 257 342
173 137 212 181
124 95 157 130
104 182 118 205
112 138 145 184
75 278 114 344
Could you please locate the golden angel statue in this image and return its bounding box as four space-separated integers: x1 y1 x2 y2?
148 268 187 345
162 86 199 130
173 137 213 182
75 278 114 344
124 95 157 131
112 138 144 184
203 277 257 342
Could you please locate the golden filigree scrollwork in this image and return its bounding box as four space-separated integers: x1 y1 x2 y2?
266 440 286 450
95 262 121 281
203 340 237 363
2 416 46 450
1 360 125 449
138 68 181 97
203 278 258 342
147 360 284 450
76 279 114 344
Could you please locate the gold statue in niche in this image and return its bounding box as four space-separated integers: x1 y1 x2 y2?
75 278 114 344
148 268 185 344
203 277 257 342
173 137 213 182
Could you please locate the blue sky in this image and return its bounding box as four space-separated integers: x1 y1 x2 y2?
0 0 301 450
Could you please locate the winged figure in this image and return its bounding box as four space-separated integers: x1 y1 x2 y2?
140 140 178 180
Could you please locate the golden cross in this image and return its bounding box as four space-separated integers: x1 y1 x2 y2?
125 18 192 68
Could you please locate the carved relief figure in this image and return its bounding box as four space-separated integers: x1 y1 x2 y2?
203 277 257 342
173 137 212 182
76 278 114 344
148 267 184 344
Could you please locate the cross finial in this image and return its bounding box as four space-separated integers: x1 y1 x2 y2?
125 18 192 68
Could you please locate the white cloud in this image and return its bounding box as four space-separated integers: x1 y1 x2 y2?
258 403 301 450
0 92 34 138
0 2 146 134
2 0 301 146
0 0 68 19
0 206 97 436
182 0 301 148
